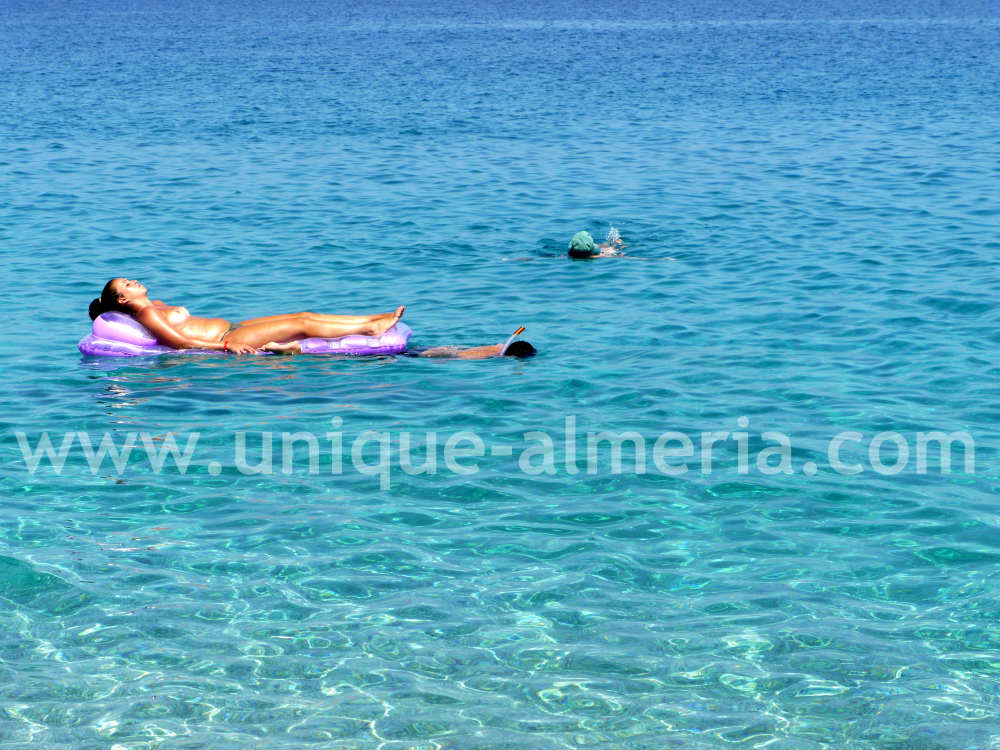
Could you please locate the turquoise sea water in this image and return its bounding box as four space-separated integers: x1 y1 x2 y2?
2 0 1000 746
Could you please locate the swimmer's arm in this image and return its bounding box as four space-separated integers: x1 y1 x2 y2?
415 345 460 358
416 344 504 359
135 307 226 350
455 344 504 359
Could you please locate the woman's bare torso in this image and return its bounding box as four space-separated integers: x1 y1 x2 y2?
151 301 231 340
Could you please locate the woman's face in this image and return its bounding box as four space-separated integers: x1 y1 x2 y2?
114 278 147 303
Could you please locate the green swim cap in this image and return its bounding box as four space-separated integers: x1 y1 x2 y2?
569 230 597 256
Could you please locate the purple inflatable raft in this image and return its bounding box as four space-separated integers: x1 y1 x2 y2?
79 312 412 357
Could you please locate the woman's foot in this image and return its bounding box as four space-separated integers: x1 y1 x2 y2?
368 306 404 336
263 340 302 354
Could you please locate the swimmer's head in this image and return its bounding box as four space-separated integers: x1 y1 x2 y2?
89 278 146 319
568 231 597 258
503 340 536 358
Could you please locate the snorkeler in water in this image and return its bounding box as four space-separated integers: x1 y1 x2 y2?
504 226 641 262
505 226 673 262
269 325 536 359
568 229 625 258
407 326 535 359
565 228 677 262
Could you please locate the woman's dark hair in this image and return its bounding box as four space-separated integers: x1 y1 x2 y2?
504 340 537 358
89 279 127 320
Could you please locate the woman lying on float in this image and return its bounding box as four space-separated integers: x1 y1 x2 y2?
88 278 404 355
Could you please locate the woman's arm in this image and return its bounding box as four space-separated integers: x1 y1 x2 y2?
135 307 227 351
597 238 626 257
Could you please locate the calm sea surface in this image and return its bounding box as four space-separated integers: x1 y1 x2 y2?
2 0 999 747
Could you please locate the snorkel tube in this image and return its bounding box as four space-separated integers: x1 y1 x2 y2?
500 326 527 356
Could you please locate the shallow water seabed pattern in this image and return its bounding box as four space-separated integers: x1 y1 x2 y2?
2 0 1000 747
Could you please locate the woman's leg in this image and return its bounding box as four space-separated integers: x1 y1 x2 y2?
226 307 404 348
237 311 392 326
